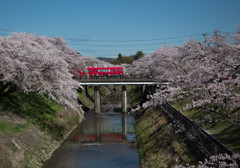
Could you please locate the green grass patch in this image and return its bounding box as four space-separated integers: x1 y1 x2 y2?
171 102 240 153
77 91 93 110
171 101 187 111
204 122 231 134
213 125 240 152
129 86 147 107
0 122 28 133
77 92 84 99
0 91 66 139
135 107 197 167
86 86 94 97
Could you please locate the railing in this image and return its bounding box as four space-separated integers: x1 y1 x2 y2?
73 74 154 79
76 77 155 82
161 103 237 161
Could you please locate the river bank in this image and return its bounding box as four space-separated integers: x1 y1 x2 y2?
0 91 84 168
134 106 197 167
0 85 114 168
130 85 240 167
129 86 198 167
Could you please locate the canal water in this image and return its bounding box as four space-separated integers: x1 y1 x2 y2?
44 101 140 168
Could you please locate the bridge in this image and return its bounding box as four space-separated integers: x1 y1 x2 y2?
76 78 160 114
76 77 158 85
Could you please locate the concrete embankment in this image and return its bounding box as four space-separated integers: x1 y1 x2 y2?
0 108 84 168
0 91 84 168
129 86 197 167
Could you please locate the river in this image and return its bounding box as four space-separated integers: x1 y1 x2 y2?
43 100 140 168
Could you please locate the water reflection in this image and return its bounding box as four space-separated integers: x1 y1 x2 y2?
122 113 127 140
101 101 131 113
72 113 132 144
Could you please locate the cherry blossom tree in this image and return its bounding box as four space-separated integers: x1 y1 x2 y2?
129 46 186 81
177 30 240 122
76 55 112 67
130 28 240 125
0 33 83 112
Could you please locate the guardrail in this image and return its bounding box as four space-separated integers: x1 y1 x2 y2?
161 103 238 162
75 77 156 82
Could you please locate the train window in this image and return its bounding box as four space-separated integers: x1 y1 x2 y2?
88 70 91 72
100 69 108 72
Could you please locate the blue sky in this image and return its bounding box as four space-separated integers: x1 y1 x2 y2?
0 0 240 58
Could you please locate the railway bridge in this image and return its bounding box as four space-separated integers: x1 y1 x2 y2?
76 78 160 114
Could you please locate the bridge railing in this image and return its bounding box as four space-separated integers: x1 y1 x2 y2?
161 103 237 162
76 78 156 83
73 74 154 80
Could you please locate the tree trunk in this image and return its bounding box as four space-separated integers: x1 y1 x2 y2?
0 82 17 100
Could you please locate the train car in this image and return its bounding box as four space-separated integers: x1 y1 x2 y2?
73 67 124 78
71 69 87 78
87 67 123 77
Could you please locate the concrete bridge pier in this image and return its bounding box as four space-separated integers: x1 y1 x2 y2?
94 86 101 114
147 84 155 95
122 85 127 113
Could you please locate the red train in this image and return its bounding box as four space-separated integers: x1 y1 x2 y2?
72 67 124 78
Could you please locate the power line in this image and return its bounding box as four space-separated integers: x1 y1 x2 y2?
0 32 8 36
69 38 204 47
86 53 151 58
65 34 204 43
0 27 12 36
0 27 12 32
78 48 158 52
70 41 188 47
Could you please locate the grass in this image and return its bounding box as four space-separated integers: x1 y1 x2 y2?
0 122 28 133
213 125 240 152
134 107 197 167
185 109 240 153
0 87 83 168
77 91 93 110
100 86 111 98
87 86 94 96
129 86 148 108
130 86 240 167
170 101 240 153
0 91 67 139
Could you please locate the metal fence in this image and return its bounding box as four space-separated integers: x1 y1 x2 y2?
161 103 236 161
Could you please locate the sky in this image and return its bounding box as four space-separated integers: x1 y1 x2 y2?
0 0 240 58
